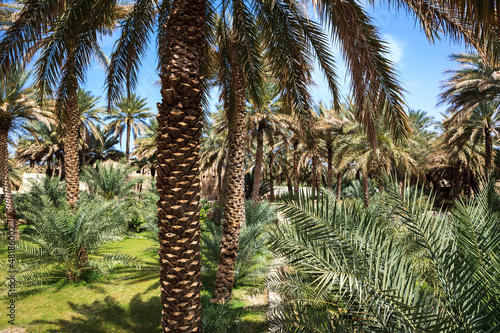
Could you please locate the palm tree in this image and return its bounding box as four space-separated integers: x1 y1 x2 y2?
133 118 157 169
247 83 282 202
84 125 124 166
440 53 500 115
316 102 343 189
334 104 423 205
200 114 227 202
106 93 153 162
439 53 500 175
18 197 138 284
81 161 143 200
16 121 65 177
0 66 38 233
105 0 496 328
0 0 125 209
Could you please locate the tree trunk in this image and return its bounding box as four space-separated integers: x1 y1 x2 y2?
362 171 369 206
155 0 205 330
65 90 81 209
293 140 299 198
327 143 333 189
126 120 131 162
312 155 317 199
251 124 264 202
451 165 461 198
269 135 275 202
485 126 492 177
286 172 293 195
336 172 342 200
0 128 17 237
212 45 247 303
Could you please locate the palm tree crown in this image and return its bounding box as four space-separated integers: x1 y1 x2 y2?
106 93 153 161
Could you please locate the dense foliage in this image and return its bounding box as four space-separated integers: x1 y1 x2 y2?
268 180 500 332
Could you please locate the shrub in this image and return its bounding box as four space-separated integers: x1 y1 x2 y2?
268 181 500 332
81 161 144 200
14 196 140 284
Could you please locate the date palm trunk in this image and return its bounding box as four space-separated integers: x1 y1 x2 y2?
126 120 131 162
485 126 492 177
269 135 275 202
65 90 81 209
286 172 293 195
155 0 205 330
212 44 247 303
336 172 342 200
293 140 299 198
312 155 318 199
251 123 264 202
0 128 17 237
327 143 333 189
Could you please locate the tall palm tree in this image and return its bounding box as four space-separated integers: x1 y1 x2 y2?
106 93 153 161
0 0 125 209
0 66 38 233
105 0 496 329
439 53 500 175
440 53 500 114
316 102 343 189
133 118 158 177
247 82 282 202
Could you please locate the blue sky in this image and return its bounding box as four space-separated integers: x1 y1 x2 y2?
81 0 469 136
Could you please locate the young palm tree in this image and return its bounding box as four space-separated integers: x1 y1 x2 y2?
18 197 139 284
81 161 143 200
106 93 153 162
0 66 38 233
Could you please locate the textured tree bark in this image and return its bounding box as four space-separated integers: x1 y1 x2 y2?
269 135 275 202
286 172 293 195
327 143 333 189
312 155 317 199
293 140 299 198
155 0 205 330
0 128 17 237
126 120 131 162
336 172 342 200
65 90 81 209
212 45 247 303
362 171 369 206
485 126 492 177
251 123 264 202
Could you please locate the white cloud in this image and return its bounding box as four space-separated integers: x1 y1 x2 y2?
382 34 405 65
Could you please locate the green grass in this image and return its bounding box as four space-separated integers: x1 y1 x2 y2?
0 234 268 332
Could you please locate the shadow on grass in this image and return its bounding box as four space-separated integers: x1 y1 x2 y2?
33 293 162 333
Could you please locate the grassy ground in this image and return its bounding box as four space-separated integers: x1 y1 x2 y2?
0 234 268 332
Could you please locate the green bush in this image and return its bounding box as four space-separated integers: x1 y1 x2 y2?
13 196 140 285
268 181 500 332
81 161 144 200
